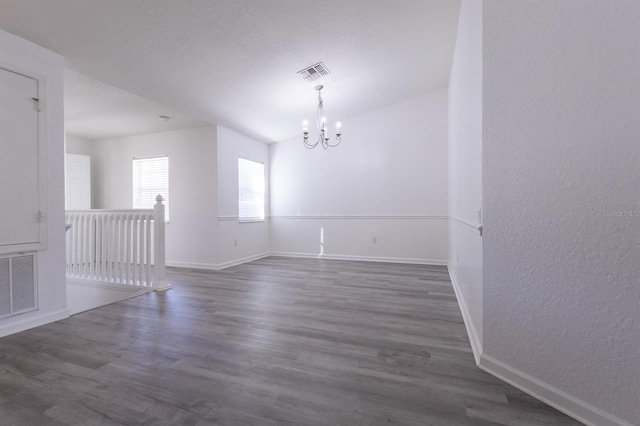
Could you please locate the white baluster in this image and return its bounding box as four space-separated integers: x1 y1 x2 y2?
144 214 151 286
117 214 123 284
72 214 79 275
153 195 168 290
138 215 144 286
89 214 96 280
81 214 87 278
125 213 131 285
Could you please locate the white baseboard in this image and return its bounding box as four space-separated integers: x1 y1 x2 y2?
168 252 444 270
166 252 270 271
269 251 448 266
447 263 482 364
448 262 632 426
67 279 147 293
216 253 271 269
479 354 634 426
166 260 219 270
0 308 69 338
67 280 155 315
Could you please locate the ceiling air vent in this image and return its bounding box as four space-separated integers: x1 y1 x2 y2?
297 62 330 81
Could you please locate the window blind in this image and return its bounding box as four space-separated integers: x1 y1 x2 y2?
132 156 169 221
238 158 265 222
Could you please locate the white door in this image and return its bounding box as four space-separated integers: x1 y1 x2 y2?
0 67 40 249
65 154 91 210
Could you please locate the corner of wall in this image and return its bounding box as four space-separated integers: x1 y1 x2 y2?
477 355 636 426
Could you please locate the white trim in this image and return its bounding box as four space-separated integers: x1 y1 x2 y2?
447 263 482 364
166 260 220 270
166 252 270 271
479 354 634 426
66 279 155 294
449 216 482 234
270 251 448 266
66 280 154 315
66 208 153 214
219 214 448 221
217 253 271 269
133 154 169 160
270 214 448 220
449 260 630 425
0 308 69 338
167 252 446 270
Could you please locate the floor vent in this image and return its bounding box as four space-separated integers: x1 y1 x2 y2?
0 253 37 319
297 62 330 81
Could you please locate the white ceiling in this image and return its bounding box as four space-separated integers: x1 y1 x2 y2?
64 69 208 140
0 0 461 143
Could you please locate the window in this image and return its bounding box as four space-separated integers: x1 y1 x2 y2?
238 158 265 222
132 156 169 221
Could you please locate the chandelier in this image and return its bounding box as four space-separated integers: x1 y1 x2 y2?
303 85 342 149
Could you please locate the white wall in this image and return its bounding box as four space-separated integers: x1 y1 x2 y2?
0 28 67 336
65 134 94 208
92 126 218 267
90 124 270 269
66 134 93 156
483 1 639 425
216 125 270 267
270 89 448 264
448 0 483 357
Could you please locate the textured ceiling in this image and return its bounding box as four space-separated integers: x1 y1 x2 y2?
0 0 461 142
64 69 208 140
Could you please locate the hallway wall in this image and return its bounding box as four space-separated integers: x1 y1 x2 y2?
482 1 639 424
448 0 483 357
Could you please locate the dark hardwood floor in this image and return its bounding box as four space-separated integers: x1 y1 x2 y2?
0 257 582 425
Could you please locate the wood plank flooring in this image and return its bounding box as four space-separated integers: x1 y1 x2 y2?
0 257 582 425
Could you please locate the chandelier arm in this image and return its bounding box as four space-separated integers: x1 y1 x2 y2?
302 84 341 149
304 133 320 148
326 136 341 147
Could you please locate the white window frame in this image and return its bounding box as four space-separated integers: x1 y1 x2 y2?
238 157 265 222
132 155 169 222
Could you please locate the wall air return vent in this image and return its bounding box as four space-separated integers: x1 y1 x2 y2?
297 62 330 81
0 253 37 319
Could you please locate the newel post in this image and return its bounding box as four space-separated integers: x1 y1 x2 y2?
153 194 171 291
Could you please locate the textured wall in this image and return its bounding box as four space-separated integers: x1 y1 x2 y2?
269 89 449 263
448 0 483 351
483 1 640 423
